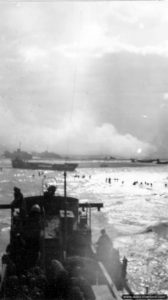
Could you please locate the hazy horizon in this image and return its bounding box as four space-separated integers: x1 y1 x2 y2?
2 147 168 161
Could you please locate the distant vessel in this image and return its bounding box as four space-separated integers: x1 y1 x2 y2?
131 158 168 165
156 159 168 165
131 159 157 163
12 157 78 172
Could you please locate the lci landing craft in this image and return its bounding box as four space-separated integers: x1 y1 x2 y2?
0 172 133 300
12 157 78 172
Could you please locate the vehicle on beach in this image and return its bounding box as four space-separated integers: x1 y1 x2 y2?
0 172 133 300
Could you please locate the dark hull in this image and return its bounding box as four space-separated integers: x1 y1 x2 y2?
12 159 78 172
157 161 168 164
131 159 157 163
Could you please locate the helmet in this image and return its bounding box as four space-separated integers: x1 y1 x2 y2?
14 187 20 193
31 204 41 213
48 185 56 194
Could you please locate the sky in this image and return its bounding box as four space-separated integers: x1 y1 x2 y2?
1 1 168 158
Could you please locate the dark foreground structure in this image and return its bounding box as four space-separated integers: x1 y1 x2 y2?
0 173 133 300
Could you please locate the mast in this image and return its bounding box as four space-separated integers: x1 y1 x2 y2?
63 171 67 259
64 171 67 199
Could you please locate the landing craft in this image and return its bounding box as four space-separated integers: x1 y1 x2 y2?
156 159 168 164
12 157 78 172
131 159 157 163
0 172 133 300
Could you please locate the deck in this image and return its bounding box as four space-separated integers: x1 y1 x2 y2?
92 285 118 300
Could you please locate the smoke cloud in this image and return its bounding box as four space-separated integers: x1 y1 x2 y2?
0 107 155 158
0 3 167 158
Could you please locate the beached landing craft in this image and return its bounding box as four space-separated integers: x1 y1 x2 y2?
0 172 133 300
12 157 78 172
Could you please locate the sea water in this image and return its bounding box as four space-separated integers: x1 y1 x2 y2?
0 159 168 294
